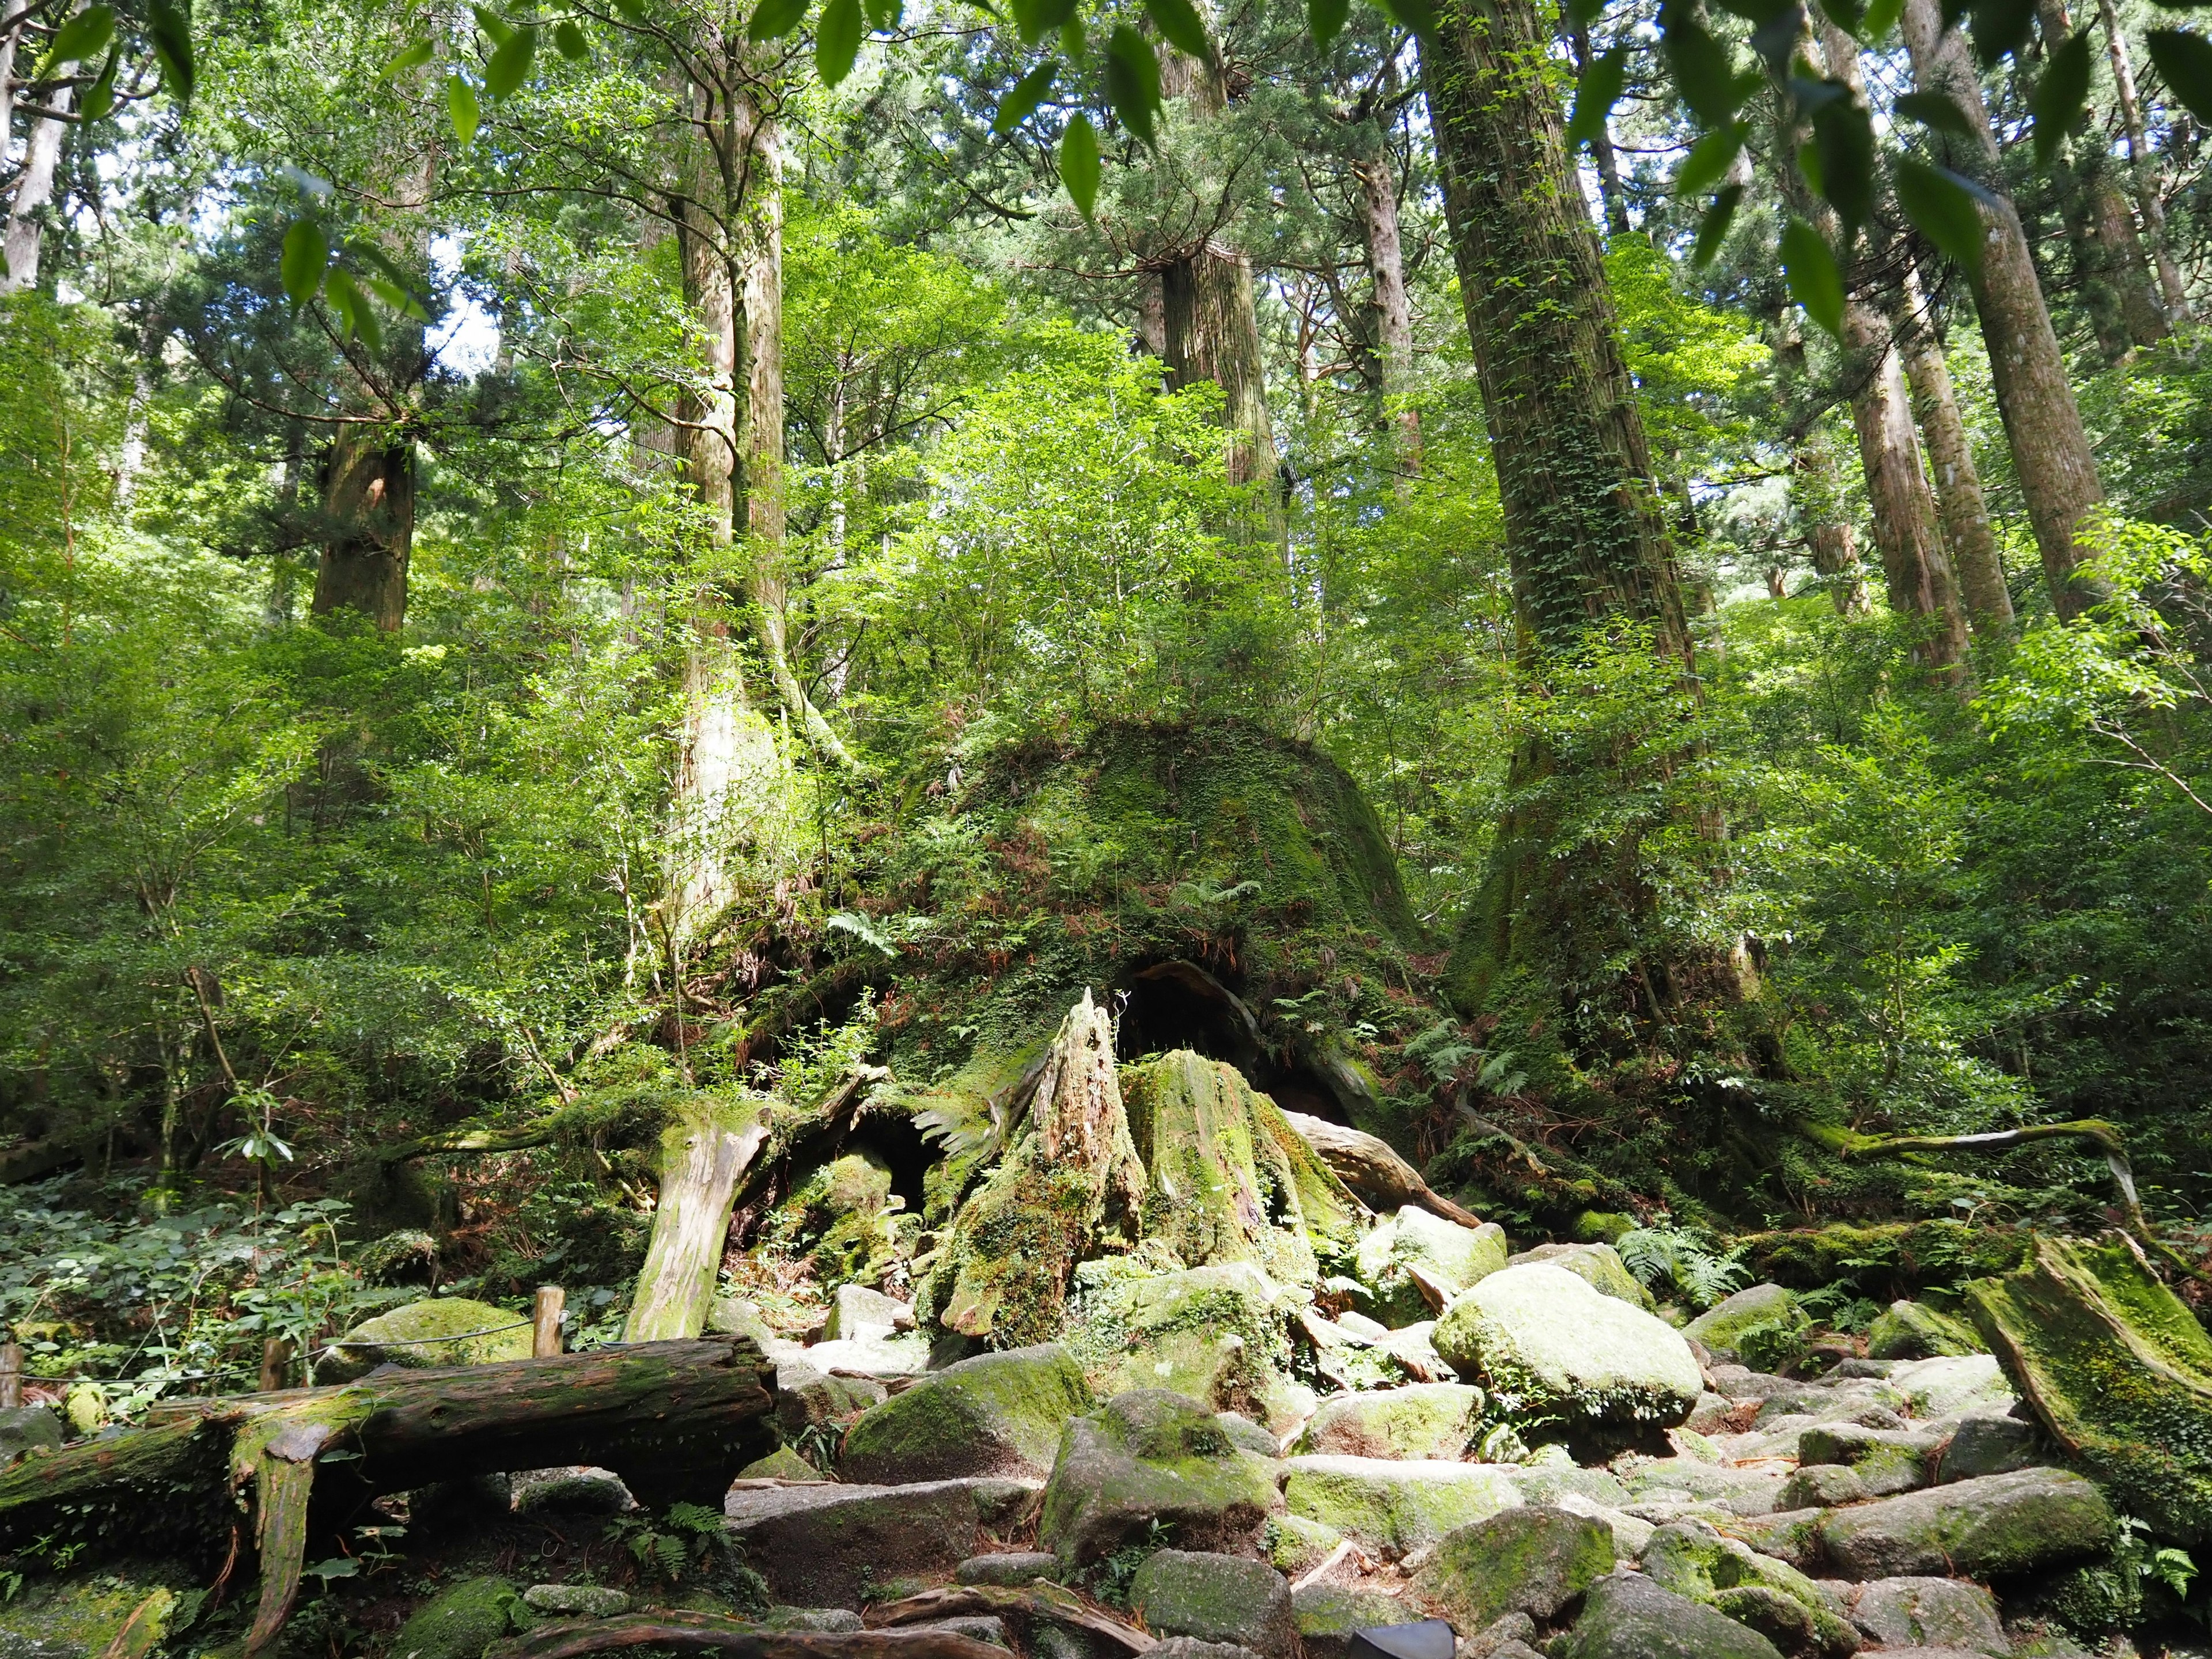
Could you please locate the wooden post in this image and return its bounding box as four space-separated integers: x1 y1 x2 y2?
533 1286 565 1358
259 1338 292 1394
0 1343 20 1410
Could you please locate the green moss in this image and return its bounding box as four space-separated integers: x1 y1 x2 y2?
391 1577 532 1659
326 1296 529 1378
1865 1299 1985 1360
1639 1521 1853 1654
840 1344 1092 1480
0 1568 196 1656
1683 1284 1810 1372
1408 1506 1614 1628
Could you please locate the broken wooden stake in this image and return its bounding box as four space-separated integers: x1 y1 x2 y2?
535 1286 566 1357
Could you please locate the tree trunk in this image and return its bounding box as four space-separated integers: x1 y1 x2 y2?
624 1099 770 1342
1896 260 2015 634
1902 0 2107 619
309 432 414 630
1567 24 1633 236
1354 141 1422 479
0 5 80 298
2098 0 2194 328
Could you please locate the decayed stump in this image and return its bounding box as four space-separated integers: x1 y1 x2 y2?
626 1097 772 1341
1968 1232 2212 1543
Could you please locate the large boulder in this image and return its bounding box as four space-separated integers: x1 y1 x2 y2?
777 1360 888 1434
1865 1301 1984 1362
1818 1468 2113 1581
0 1405 62 1465
392 1578 533 1659
1408 1506 1614 1630
1067 1261 1311 1432
1638 1521 1857 1658
1293 1384 1484 1460
1794 1423 1943 1497
1936 1415 2039 1483
839 1344 1092 1483
1552 1573 1786 1659
1282 1456 1521 1559
1885 1355 2012 1421
1037 1389 1283 1567
1433 1264 1703 1430
723 1477 1038 1605
1842 1578 2008 1657
325 1297 531 1378
1291 1585 1423 1659
1128 1551 1298 1659
1507 1243 1655 1311
1683 1286 1811 1374
1354 1206 1508 1327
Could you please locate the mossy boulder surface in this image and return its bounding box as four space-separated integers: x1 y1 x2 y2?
1128 1550 1298 1659
1554 1574 1785 1659
1844 1577 2006 1655
1037 1388 1283 1567
1819 1468 2114 1580
1638 1521 1857 1658
1353 1207 1508 1327
0 1567 196 1659
1408 1505 1614 1630
1291 1584 1421 1659
392 1577 532 1659
1508 1243 1654 1311
1865 1300 1985 1362
1293 1382 1484 1460
328 1296 531 1377
723 1477 1040 1607
1067 1260 1308 1430
1283 1456 1522 1559
1793 1424 1941 1496
840 1343 1092 1483
1683 1285 1811 1373
1433 1263 1703 1428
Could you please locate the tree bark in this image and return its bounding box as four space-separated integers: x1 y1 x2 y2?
309 433 414 630
1895 260 2015 634
1903 0 2107 619
1354 141 1422 479
0 3 80 297
1280 1108 1482 1227
624 1099 770 1342
2098 0 2194 328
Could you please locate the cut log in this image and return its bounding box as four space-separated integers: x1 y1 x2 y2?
488 1617 1013 1659
626 1097 770 1342
1282 1110 1481 1229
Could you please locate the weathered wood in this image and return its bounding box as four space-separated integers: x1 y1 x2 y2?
488 1616 1013 1659
98 1590 176 1659
866 1584 1156 1654
243 1421 331 1657
535 1286 567 1357
1282 1109 1480 1229
0 1342 20 1408
626 1100 769 1342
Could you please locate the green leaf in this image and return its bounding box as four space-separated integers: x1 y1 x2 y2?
1664 14 1745 124
78 47 120 122
1858 0 1902 40
1566 45 1628 150
1781 216 1844 337
1565 0 1604 28
325 268 383 350
862 0 903 30
363 274 430 321
483 25 536 97
1309 0 1351 48
41 5 115 74
748 0 811 39
2032 29 2091 164
554 19 589 58
1008 0 1079 46
349 244 432 319
472 5 516 46
1895 155 1986 277
1371 0 1435 33
2149 28 2212 122
147 0 194 105
1691 181 1744 268
1810 88 1874 241
1892 89 1977 135
1674 120 1744 196
448 74 481 143
612 0 649 18
1967 0 2033 62
1104 24 1161 145
382 37 436 77
993 59 1058 133
1059 110 1100 218
281 219 330 308
816 0 864 82
1824 0 1866 33
1143 0 1211 58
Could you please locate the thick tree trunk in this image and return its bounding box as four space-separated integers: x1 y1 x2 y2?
1902 0 2107 619
1896 262 2015 635
310 432 414 630
2099 0 2194 328
1355 142 1422 479
624 1099 770 1342
0 10 78 297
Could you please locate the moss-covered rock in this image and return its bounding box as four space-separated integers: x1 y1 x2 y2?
769 1152 907 1290
1937 1414 2039 1482
324 1296 529 1379
1433 1263 1702 1430
1683 1285 1810 1374
1293 1382 1484 1460
1282 1456 1522 1559
1261 1512 1344 1575
1819 1468 2114 1580
1508 1243 1654 1311
1353 1207 1508 1328
1291 1584 1421 1659
741 1446 828 1481
1965 1233 2212 1543
1638 1521 1857 1658
1886 1353 2013 1420
1409 1506 1613 1631
1554 1573 1785 1659
1128 1550 1297 1659
1037 1389 1283 1567
723 1477 1039 1607
1842 1577 2006 1655
840 1343 1092 1483
1793 1424 1941 1497
1066 1260 1308 1431
392 1577 533 1659
1864 1300 1984 1362
0 1567 198 1659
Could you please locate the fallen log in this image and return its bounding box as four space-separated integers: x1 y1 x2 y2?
489 1616 1011 1659
624 1097 770 1342
1282 1110 1478 1229
3 1337 776 1658
866 1584 1156 1654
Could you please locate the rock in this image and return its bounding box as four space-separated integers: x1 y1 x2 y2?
1294 1384 1484 1460
1507 1243 1656 1311
1037 1389 1283 1567
824 1282 915 1340
510 1465 635 1514
1616 1456 1786 1516
1408 1506 1614 1630
1129 1550 1297 1659
1283 1456 1522 1559
1290 1584 1421 1659
0 1406 61 1464
327 1297 531 1378
1639 1521 1856 1657
1844 1578 2008 1656
1794 1424 1942 1496
1433 1264 1703 1431
1687 1392 1743 1435
723 1476 1038 1605
801 1330 934 1376
1721 1509 1827 1573
1354 1206 1509 1327
1217 1412 1281 1456
1773 1464 1868 1512
840 1343 1092 1483
757 1607 868 1633
1263 1511 1345 1574
957 1552 1060 1586
392 1577 532 1659
1552 1572 1786 1659
1885 1355 2012 1422
1684 1286 1812 1374
910 1616 1012 1647
1818 1468 2113 1581
738 1447 827 1482
1460 1612 1541 1659
709 1294 783 1349
777 1359 888 1432
1865 1301 1984 1362
0 1566 196 1659
1068 1261 1310 1431
1544 1490 1655 1556
1936 1416 2039 1483
1149 1642 1267 1659
522 1584 630 1618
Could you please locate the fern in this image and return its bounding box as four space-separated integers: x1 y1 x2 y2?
1618 1221 1749 1310
827 910 898 955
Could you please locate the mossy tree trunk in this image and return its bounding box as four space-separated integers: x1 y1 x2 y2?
625 1097 770 1342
